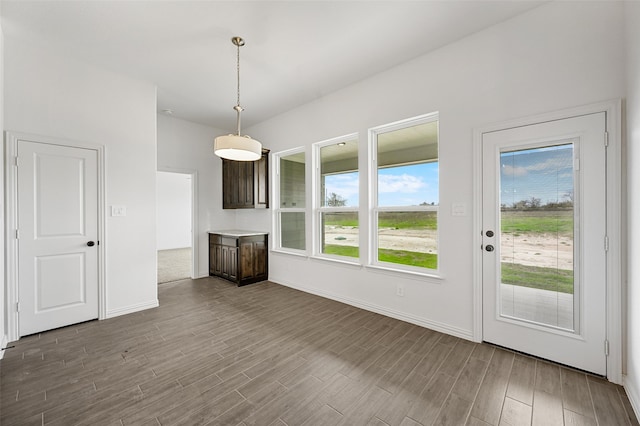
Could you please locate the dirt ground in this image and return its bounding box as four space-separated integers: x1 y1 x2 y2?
324 227 437 254
501 232 573 270
325 226 572 270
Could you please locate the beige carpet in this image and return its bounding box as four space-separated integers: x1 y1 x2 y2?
157 247 192 284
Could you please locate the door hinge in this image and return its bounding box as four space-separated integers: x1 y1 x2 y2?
16 302 20 313
605 340 610 356
14 156 19 167
604 131 609 147
15 229 19 240
604 235 609 252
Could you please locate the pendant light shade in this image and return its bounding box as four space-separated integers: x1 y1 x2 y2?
214 36 263 161
214 134 261 161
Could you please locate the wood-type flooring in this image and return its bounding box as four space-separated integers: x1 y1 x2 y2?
1 278 638 425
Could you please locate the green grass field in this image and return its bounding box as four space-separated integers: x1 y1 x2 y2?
323 214 358 227
501 262 574 294
378 212 437 230
501 210 573 235
323 244 438 269
323 245 359 258
501 210 575 294
323 210 572 234
323 211 437 230
379 249 437 269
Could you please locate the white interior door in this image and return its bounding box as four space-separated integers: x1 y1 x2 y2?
18 140 99 336
482 113 607 375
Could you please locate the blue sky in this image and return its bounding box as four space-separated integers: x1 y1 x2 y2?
323 162 439 207
500 144 574 206
322 145 572 208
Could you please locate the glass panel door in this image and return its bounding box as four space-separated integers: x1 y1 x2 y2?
482 113 607 375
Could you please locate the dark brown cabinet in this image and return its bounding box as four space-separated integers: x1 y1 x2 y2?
222 149 269 209
254 153 269 208
209 232 268 286
210 239 238 281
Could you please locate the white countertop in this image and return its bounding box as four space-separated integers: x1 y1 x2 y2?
209 230 268 237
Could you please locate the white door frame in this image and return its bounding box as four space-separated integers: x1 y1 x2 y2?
472 99 623 384
4 131 107 342
157 166 199 279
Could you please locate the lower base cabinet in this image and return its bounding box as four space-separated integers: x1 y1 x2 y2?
209 232 268 286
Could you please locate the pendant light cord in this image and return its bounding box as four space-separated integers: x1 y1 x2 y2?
234 39 244 136
237 41 241 108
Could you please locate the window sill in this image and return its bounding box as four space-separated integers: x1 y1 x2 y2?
271 249 309 259
270 251 442 280
365 264 444 282
310 255 363 269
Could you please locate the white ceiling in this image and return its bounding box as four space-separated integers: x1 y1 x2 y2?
1 0 544 131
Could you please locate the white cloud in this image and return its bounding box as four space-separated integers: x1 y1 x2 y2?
501 164 528 177
325 174 359 204
378 174 427 193
524 156 573 173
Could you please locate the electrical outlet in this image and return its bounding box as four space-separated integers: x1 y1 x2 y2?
396 284 405 297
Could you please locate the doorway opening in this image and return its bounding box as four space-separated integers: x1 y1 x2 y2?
157 171 194 284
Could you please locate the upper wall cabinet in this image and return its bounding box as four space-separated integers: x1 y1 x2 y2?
222 149 269 209
254 150 269 208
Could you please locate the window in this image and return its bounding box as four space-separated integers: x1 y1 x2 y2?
274 149 306 252
370 113 439 272
314 134 359 259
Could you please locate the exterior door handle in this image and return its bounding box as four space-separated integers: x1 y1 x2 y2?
87 241 95 247
485 245 494 252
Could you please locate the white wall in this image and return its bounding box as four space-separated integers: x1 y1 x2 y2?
241 2 626 339
4 38 158 322
157 114 236 277
624 0 640 417
156 171 192 250
0 7 6 357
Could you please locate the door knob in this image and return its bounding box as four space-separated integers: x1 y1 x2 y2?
485 245 494 252
87 241 95 247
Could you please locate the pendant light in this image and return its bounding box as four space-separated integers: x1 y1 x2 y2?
214 37 262 161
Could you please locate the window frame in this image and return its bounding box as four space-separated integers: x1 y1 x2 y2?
312 133 361 263
368 112 440 275
272 147 308 256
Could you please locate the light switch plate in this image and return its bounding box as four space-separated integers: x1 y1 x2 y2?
451 203 466 217
111 205 127 217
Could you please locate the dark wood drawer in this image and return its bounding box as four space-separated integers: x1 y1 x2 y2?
209 234 240 247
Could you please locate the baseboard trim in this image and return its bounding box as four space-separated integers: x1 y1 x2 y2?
624 374 640 422
106 300 159 319
271 277 474 341
0 334 7 360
